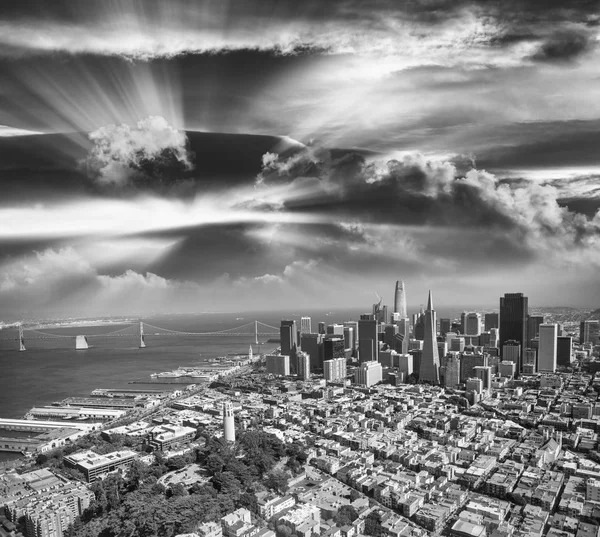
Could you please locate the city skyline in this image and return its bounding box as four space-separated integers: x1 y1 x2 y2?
1 0 600 318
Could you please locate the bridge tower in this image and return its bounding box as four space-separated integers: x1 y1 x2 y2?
139 321 146 349
18 324 26 352
255 320 258 345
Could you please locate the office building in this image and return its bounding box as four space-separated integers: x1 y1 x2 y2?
280 320 297 373
489 328 499 349
414 311 425 340
384 324 399 348
460 352 488 383
318 322 326 335
527 315 544 346
223 402 235 442
394 280 408 318
355 361 383 387
398 354 413 377
266 354 290 376
499 293 528 365
146 425 196 452
440 318 451 336
300 333 323 373
444 352 461 388
450 337 465 352
300 317 312 334
324 357 347 382
323 336 345 361
499 360 516 378
437 341 448 359
64 450 137 482
538 323 558 373
419 291 440 384
580 320 600 345
502 340 522 373
523 348 537 374
465 313 482 336
557 336 573 367
466 378 483 395
484 313 499 330
296 351 311 380
460 312 467 334
359 314 379 363
344 321 359 349
326 324 344 336
474 365 492 390
343 326 354 351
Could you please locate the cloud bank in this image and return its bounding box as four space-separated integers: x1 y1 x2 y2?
82 116 194 187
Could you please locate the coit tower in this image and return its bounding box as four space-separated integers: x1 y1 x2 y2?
223 401 235 442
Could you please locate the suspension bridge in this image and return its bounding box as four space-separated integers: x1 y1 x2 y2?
0 320 280 351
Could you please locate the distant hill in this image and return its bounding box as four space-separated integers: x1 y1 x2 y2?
588 308 600 320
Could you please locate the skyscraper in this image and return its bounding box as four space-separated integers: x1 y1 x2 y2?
297 351 311 380
394 280 407 318
465 313 482 336
419 291 440 384
359 314 379 363
580 320 600 345
300 333 323 373
499 293 528 367
439 318 451 337
557 336 573 367
280 320 298 373
444 352 460 388
223 401 235 442
484 313 499 331
527 315 544 346
538 323 558 373
300 317 312 334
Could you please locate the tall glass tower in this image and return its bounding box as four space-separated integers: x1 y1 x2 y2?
394 280 407 318
419 291 440 384
499 293 528 371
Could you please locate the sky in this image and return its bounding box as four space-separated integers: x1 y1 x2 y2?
0 0 600 319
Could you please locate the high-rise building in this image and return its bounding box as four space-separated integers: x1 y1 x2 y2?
439 318 451 336
384 324 399 348
223 401 235 442
343 326 354 351
460 312 467 335
394 280 408 318
297 351 311 380
324 357 346 382
398 354 413 377
300 317 312 334
502 340 522 373
523 348 537 374
580 320 600 345
499 293 528 367
266 354 290 376
327 324 344 335
557 336 573 367
300 333 323 373
444 352 461 388
460 352 488 383
323 336 345 363
538 323 558 373
344 321 359 350
359 314 379 363
355 361 383 387
527 315 544 346
465 313 482 336
450 337 465 352
499 361 516 378
489 328 499 349
484 313 499 331
280 320 297 357
318 322 326 335
419 291 440 384
474 365 492 390
413 312 425 340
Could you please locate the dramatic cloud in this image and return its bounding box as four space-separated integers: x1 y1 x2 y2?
82 116 194 187
258 149 600 264
530 28 596 63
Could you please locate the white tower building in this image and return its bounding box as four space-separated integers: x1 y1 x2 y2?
223 401 235 442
